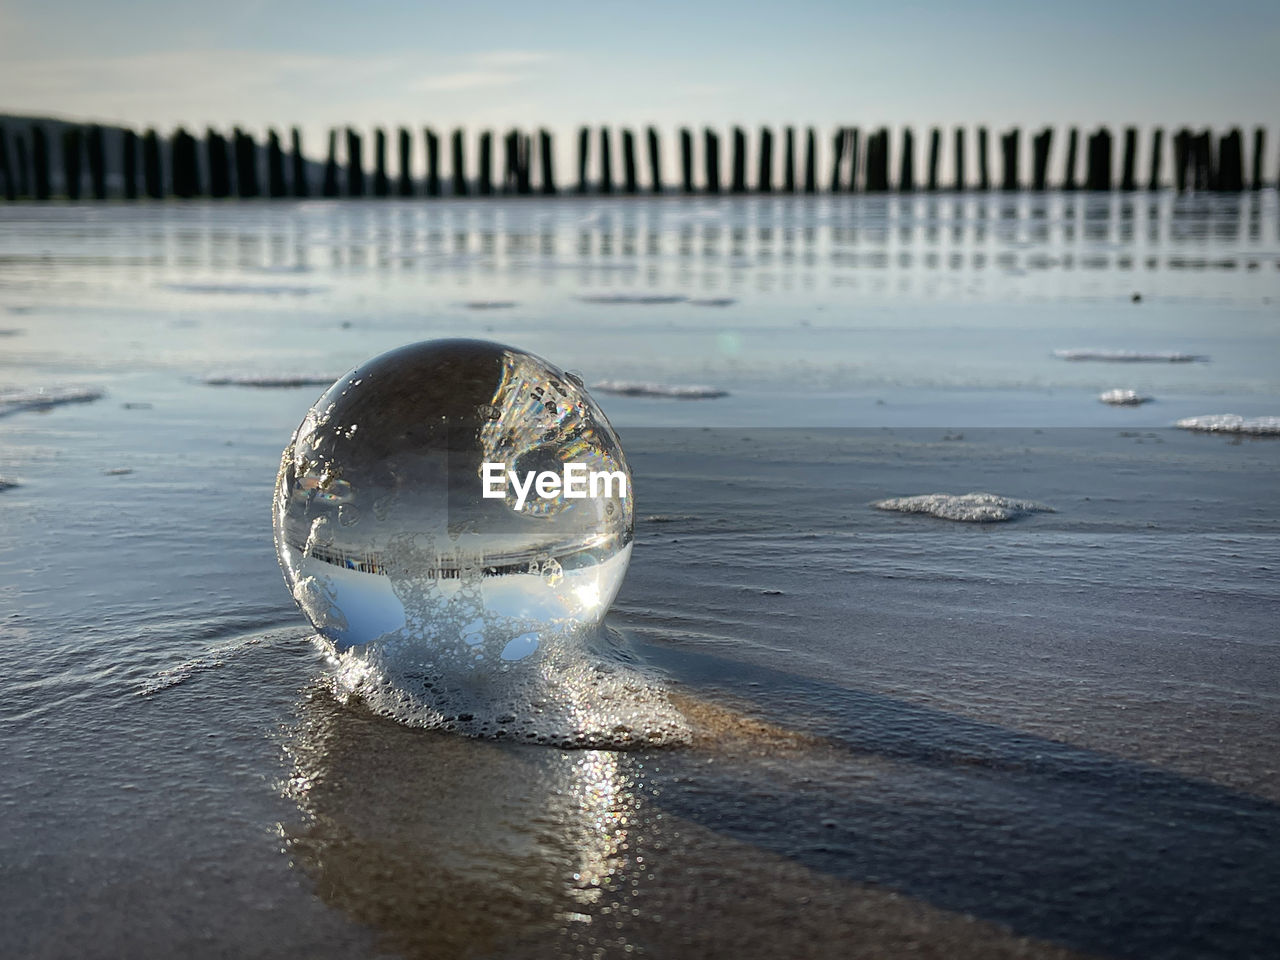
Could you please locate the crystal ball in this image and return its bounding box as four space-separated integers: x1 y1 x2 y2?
273 339 633 663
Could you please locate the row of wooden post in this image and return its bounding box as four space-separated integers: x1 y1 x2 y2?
0 122 1272 201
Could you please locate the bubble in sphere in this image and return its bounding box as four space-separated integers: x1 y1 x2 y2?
273 339 634 666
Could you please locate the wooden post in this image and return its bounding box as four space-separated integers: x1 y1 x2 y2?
173 128 199 198
977 126 989 189
373 129 389 197
1031 127 1052 190
599 127 613 194
704 128 721 193
1252 127 1265 189
680 128 694 193
953 127 965 190
480 130 495 195
577 127 589 194
804 127 816 194
234 128 259 197
32 125 51 200
899 127 915 191
62 126 83 200
345 128 364 197
1172 129 1189 192
784 127 796 193
322 130 339 197
867 128 890 192
1120 127 1137 190
142 128 163 199
758 127 773 193
829 128 846 192
268 129 287 197
1085 127 1112 190
731 126 747 193
0 126 13 201
1062 127 1079 190
927 127 940 191
646 126 661 193
1217 129 1243 191
848 129 860 190
999 128 1017 190
87 125 106 200
123 129 139 200
1148 128 1163 190
451 129 467 196
15 132 30 199
504 130 517 193
518 133 532 194
397 127 413 197
291 128 308 197
424 129 440 197
540 129 556 194
1194 129 1212 191
623 129 638 194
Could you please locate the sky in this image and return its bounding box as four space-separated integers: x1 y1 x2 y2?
1 0 1278 178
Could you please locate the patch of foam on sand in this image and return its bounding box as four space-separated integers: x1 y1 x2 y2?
1176 414 1280 436
592 380 728 399
0 386 104 417
873 492 1056 523
1100 389 1153 406
1054 349 1207 363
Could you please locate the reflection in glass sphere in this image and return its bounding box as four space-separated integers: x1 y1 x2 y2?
273 339 683 745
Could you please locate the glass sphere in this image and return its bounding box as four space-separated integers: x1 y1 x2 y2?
273 339 634 665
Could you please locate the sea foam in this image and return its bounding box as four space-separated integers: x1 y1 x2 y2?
1175 414 1280 436
873 492 1055 523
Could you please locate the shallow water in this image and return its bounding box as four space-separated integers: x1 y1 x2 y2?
1 194 1278 959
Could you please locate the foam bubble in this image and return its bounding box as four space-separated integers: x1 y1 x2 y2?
1100 389 1152 406
1054 349 1207 363
205 373 340 388
1176 414 1280 436
873 492 1055 523
0 385 103 417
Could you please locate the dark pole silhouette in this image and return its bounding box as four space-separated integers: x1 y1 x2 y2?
976 126 989 189
1173 129 1190 192
268 129 288 197
345 128 364 197
323 130 340 197
999 128 1018 190
172 128 200 198
599 127 613 194
373 129 389 197
62 126 84 200
0 126 14 202
953 127 966 190
758 127 773 193
1031 128 1052 191
540 129 556 195
1063 128 1079 190
517 133 532 194
234 128 259 198
829 128 846 193
207 130 229 198
481 130 496 195
397 128 413 197
784 127 796 193
424 128 440 197
622 129 638 194
576 126 589 194
867 128 890 192
1120 127 1137 190
803 127 816 194
1085 127 1112 191
1148 128 1163 190
291 128 309 197
647 127 662 193
451 129 467 196
848 129 861 190
704 128 721 193
123 130 139 200
142 128 163 199
732 126 747 193
87 125 106 200
15 132 31 199
899 127 915 191
1251 128 1265 189
1216 129 1243 192
927 128 940 191
680 128 694 193
32 125 51 200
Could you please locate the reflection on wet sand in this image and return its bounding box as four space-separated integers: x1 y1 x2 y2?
283 686 1087 960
